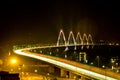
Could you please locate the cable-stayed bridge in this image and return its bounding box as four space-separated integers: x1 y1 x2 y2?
14 30 120 80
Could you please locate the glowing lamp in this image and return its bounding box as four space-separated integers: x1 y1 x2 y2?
11 59 17 64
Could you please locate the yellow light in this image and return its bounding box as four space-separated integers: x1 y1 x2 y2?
18 67 21 70
34 69 38 72
11 69 13 71
11 59 17 64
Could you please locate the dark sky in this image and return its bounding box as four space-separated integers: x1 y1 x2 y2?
1 1 120 49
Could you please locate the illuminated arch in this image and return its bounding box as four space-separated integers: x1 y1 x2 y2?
67 31 76 45
83 33 88 45
57 29 94 46
76 32 83 45
88 34 93 45
57 29 67 46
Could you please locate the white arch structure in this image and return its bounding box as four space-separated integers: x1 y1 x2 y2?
76 32 83 45
67 31 76 45
57 29 67 46
57 29 93 46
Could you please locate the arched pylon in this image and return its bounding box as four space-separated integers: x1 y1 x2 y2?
67 31 76 45
57 29 94 46
83 33 88 45
88 34 93 45
57 29 67 46
76 32 83 45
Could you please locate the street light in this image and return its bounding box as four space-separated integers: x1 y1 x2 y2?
10 58 17 73
11 59 17 64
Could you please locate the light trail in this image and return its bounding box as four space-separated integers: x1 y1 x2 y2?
14 49 117 80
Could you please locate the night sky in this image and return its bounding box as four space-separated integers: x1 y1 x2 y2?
0 1 120 51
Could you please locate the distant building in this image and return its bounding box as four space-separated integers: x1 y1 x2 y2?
0 71 20 80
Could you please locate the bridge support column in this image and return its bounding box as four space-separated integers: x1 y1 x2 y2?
48 66 54 73
69 72 75 79
60 69 68 78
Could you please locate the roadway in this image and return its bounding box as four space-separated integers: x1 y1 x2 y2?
14 47 120 80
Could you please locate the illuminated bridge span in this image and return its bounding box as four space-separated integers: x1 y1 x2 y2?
14 47 120 80
57 29 93 46
14 30 120 80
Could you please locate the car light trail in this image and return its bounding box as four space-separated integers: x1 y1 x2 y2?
14 49 117 80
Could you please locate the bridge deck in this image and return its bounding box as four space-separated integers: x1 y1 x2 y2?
14 48 120 80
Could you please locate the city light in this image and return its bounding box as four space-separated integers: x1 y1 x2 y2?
11 59 17 64
34 69 38 73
